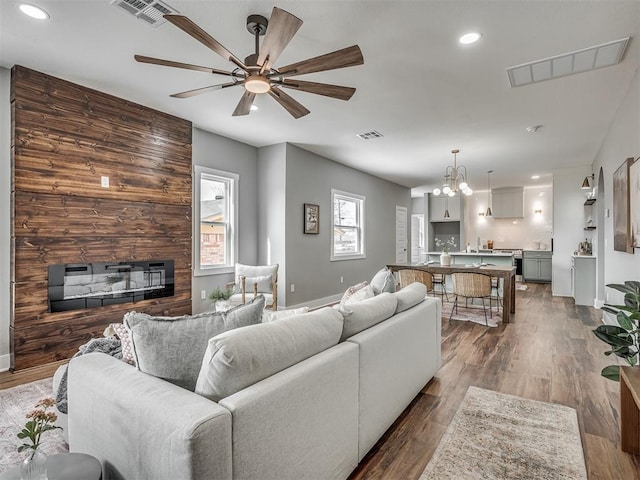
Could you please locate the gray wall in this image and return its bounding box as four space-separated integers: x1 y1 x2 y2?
283 144 411 306
191 127 259 314
257 144 287 304
0 67 10 370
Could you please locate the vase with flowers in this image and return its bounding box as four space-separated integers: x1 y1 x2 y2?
17 397 61 480
435 237 456 266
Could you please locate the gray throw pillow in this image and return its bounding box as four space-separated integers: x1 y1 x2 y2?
195 307 343 402
370 267 396 295
124 295 265 391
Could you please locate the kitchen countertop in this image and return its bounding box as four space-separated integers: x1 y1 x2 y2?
425 251 514 257
572 254 596 258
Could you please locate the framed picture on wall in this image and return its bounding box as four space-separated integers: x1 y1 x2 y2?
304 203 319 234
613 157 635 253
630 157 640 250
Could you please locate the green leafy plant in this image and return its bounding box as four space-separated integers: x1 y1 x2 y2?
208 286 233 303
17 398 61 453
435 237 457 253
593 280 640 381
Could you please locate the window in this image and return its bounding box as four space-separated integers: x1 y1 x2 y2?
194 166 238 276
331 189 366 261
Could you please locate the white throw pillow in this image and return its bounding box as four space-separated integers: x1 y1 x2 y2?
243 275 273 294
262 306 309 322
339 281 373 308
339 292 398 341
235 264 278 293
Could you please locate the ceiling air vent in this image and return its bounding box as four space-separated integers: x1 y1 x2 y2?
110 0 179 27
357 130 384 140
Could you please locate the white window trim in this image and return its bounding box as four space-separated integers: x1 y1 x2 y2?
194 165 239 276
330 188 366 261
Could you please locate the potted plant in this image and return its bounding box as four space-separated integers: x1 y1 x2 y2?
209 286 233 312
17 397 61 479
435 237 456 266
592 280 640 381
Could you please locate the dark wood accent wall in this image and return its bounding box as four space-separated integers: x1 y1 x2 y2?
10 65 193 370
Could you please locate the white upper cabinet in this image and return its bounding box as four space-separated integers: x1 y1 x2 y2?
429 194 461 222
491 187 524 218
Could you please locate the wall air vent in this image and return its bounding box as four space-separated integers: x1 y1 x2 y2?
506 37 630 87
356 130 384 140
110 0 179 27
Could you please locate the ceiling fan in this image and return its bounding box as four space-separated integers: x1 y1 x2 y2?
134 7 364 119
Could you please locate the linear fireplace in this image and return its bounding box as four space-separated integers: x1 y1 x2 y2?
48 260 174 312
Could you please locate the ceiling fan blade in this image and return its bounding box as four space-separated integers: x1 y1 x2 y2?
164 15 247 70
134 55 241 77
268 88 310 119
257 7 303 71
278 79 356 101
276 45 364 78
232 91 256 116
170 82 238 99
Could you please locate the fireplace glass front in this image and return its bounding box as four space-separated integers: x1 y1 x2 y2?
48 260 174 312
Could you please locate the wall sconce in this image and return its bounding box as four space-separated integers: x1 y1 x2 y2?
581 174 594 190
534 209 542 215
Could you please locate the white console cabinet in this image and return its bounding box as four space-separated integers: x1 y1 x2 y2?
572 255 596 306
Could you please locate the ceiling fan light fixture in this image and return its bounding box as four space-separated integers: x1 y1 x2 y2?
244 75 271 94
459 32 481 45
18 3 49 19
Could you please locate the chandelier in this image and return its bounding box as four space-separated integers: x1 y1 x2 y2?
432 149 473 197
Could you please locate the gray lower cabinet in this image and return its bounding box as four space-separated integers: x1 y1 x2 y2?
523 250 552 283
572 255 596 306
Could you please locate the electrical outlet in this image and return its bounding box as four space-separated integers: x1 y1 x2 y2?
201 290 207 300
290 284 295 293
340 276 344 284
101 176 109 188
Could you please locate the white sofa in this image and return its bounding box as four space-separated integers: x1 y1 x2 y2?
66 284 441 480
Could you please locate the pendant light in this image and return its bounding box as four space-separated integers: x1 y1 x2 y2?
485 170 493 217
444 196 450 218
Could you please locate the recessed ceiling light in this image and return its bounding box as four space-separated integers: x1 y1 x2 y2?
18 3 49 20
459 32 481 45
531 175 540 179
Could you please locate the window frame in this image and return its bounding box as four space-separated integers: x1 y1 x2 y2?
330 188 366 261
194 166 239 276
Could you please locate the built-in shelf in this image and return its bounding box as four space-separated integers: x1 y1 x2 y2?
584 198 596 205
584 226 596 230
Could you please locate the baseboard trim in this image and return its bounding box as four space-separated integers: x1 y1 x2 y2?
0 354 10 372
594 298 605 309
287 293 342 311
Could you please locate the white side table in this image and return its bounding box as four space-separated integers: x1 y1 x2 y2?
0 453 101 480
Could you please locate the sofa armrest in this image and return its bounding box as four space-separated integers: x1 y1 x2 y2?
68 353 232 480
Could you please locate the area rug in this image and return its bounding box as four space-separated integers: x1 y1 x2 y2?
442 300 501 327
0 378 68 473
420 386 587 480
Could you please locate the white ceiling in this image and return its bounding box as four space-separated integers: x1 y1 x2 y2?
1 1 639 196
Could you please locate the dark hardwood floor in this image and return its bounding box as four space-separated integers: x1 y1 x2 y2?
350 283 640 479
2 283 639 478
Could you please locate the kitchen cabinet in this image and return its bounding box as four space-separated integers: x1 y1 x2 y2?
429 194 460 222
523 250 552 282
491 187 524 218
572 255 596 306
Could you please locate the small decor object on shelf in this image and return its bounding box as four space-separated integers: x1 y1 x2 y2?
593 280 640 381
208 286 233 312
17 397 61 480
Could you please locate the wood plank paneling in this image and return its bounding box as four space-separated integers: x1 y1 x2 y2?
11 65 193 370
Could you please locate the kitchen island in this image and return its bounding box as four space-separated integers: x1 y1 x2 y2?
424 251 514 266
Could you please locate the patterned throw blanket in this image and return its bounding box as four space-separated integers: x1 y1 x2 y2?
55 337 123 414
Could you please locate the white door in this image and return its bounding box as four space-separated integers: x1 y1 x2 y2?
396 206 408 264
411 214 424 263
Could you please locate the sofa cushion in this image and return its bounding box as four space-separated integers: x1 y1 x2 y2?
393 282 427 313
339 292 398 341
124 295 265 391
195 307 344 402
370 267 396 295
262 306 309 322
